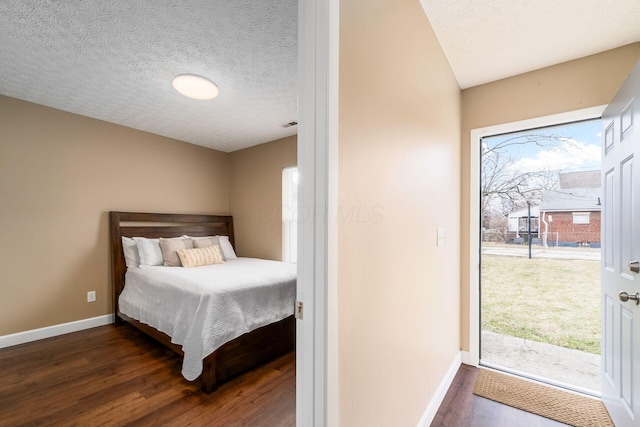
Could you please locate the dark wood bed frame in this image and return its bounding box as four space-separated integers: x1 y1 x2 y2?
109 211 295 393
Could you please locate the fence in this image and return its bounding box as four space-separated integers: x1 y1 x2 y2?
541 231 559 247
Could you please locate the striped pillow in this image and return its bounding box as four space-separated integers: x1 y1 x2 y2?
177 245 224 268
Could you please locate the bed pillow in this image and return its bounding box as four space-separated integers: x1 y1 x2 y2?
193 236 219 248
186 235 214 241
186 235 237 260
177 245 225 268
121 237 140 268
159 237 194 266
217 235 238 260
132 237 163 267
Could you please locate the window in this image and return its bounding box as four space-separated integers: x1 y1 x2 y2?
282 167 298 263
572 212 590 224
518 217 539 232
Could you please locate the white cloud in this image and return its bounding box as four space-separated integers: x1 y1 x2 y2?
510 138 600 173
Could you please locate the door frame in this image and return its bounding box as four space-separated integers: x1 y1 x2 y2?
467 105 606 366
297 0 339 425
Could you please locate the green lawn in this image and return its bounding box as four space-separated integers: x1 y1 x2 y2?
481 254 601 354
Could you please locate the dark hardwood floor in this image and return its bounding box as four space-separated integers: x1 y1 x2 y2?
0 324 295 427
431 364 569 427
1 326 583 427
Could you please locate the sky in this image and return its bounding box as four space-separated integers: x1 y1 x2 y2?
483 119 602 174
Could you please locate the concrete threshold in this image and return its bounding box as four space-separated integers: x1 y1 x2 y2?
481 330 601 394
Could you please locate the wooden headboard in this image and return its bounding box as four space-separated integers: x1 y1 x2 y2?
109 211 234 320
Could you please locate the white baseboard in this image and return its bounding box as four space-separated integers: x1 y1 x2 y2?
0 314 114 349
417 351 462 427
461 350 473 365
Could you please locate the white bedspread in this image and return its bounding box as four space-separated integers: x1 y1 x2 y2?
119 258 296 381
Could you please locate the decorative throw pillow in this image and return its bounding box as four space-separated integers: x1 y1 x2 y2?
193 236 220 249
184 235 237 260
159 237 194 266
132 237 163 267
177 245 225 268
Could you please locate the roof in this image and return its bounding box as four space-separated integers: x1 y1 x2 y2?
508 205 540 218
558 170 601 189
539 188 601 212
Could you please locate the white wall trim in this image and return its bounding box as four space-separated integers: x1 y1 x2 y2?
326 0 340 422
0 314 114 349
297 0 339 425
416 351 462 427
461 350 472 365
468 105 607 367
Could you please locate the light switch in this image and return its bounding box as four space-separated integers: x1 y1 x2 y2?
437 228 445 247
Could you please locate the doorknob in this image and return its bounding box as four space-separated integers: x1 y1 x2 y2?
619 291 640 305
630 260 640 273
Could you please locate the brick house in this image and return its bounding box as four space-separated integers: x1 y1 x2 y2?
539 171 601 248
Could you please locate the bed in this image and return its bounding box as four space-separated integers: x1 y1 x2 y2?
109 211 296 393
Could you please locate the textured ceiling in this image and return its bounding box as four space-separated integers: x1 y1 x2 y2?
420 0 640 89
0 0 297 152
3 1 640 152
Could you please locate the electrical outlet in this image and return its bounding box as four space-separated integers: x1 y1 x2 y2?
87 291 96 303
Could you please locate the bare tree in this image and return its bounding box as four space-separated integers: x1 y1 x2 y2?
481 133 571 228
482 215 509 242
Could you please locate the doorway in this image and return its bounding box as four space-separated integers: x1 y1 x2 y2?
479 119 602 395
467 107 607 389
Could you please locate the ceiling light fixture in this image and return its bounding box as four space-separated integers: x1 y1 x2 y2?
172 74 219 100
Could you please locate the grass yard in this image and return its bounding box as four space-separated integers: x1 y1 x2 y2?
481 254 601 354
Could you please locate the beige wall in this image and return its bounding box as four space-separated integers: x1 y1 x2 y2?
0 95 230 335
460 43 640 351
338 0 461 425
228 135 297 260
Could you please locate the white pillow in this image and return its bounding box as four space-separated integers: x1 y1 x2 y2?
217 235 238 260
121 237 140 268
132 237 163 267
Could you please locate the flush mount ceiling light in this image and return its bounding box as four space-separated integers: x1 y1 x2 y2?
172 74 219 100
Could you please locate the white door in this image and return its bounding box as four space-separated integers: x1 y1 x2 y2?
601 59 640 426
